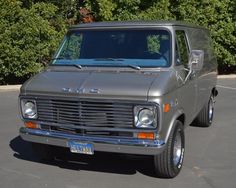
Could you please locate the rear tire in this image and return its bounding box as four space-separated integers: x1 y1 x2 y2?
154 120 185 178
191 95 215 127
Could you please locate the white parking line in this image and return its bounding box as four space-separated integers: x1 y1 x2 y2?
217 85 236 90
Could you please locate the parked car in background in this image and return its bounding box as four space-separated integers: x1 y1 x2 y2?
19 21 218 178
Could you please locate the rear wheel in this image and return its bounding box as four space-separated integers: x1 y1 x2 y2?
154 120 185 178
191 95 215 127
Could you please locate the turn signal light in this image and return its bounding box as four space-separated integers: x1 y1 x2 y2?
137 132 155 140
164 103 170 113
24 122 38 129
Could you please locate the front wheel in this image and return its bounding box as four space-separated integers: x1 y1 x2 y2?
154 120 185 178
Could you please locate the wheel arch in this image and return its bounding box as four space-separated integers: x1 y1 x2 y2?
164 109 185 143
212 87 218 97
177 114 185 126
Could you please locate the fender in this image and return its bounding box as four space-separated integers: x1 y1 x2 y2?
164 108 185 143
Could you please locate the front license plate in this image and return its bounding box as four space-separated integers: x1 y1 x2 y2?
68 141 94 155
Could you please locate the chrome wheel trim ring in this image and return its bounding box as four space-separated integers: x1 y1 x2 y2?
173 131 182 166
209 97 214 122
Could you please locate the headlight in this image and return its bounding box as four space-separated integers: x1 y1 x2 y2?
21 99 37 119
138 108 155 125
134 106 157 128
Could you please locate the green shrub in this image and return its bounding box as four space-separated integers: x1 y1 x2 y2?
0 0 66 84
0 0 235 84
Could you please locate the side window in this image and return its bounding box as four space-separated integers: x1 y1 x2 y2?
175 30 189 67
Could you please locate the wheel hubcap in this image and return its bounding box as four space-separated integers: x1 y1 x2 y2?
209 98 214 122
173 131 182 166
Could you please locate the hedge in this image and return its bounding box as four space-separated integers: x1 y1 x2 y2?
0 0 235 84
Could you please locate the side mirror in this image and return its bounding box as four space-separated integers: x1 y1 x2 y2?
184 50 204 83
189 50 204 71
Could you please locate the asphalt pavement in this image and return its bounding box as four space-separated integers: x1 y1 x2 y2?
0 78 235 188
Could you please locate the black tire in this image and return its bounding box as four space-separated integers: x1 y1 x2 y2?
31 143 55 161
154 120 185 178
191 95 214 127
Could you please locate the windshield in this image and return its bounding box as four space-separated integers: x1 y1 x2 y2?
53 29 171 68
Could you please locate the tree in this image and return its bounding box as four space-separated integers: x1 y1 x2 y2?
85 0 235 72
0 0 235 84
0 0 66 84
169 0 236 72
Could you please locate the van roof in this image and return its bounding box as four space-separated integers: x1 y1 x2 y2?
70 21 207 30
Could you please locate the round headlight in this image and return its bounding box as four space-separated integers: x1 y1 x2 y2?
24 101 36 117
138 108 155 125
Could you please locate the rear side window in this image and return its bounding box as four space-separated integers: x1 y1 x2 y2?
175 30 189 67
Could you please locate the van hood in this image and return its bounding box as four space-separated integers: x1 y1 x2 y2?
21 69 161 101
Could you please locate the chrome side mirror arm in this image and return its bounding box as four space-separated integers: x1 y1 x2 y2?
184 68 193 83
184 50 204 83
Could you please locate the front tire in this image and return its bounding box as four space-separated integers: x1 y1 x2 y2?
154 120 185 178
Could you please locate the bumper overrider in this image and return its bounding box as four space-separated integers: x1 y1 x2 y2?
20 127 166 155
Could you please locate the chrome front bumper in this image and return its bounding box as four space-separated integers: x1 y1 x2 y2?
20 127 166 155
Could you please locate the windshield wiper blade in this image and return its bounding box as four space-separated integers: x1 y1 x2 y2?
93 58 141 70
94 58 124 61
125 64 141 70
72 64 82 69
50 64 82 69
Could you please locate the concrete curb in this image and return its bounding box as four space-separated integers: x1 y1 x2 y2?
0 75 235 91
0 85 21 91
217 74 236 79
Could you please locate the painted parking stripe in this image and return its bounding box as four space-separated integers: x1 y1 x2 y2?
217 85 236 90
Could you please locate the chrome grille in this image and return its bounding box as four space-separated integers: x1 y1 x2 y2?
37 98 134 128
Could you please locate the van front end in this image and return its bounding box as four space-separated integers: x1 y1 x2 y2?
19 95 166 156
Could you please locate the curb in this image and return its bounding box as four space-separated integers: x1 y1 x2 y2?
0 85 21 91
217 74 236 79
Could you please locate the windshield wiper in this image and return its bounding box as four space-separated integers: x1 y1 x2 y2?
94 58 124 61
50 64 82 69
125 64 141 70
93 60 141 70
71 64 82 69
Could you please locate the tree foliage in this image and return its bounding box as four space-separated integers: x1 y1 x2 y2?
0 0 66 84
169 0 236 72
85 0 235 70
0 0 235 84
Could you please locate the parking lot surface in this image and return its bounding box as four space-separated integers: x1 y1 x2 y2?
0 78 235 188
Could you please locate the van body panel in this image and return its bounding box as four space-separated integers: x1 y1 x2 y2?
18 21 217 166
21 69 160 101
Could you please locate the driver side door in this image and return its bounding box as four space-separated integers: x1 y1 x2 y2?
175 30 197 124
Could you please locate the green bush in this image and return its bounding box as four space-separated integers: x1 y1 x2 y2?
85 0 236 72
169 0 236 70
0 0 235 84
0 0 66 84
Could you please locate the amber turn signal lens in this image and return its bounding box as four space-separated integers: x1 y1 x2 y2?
137 132 155 140
24 122 38 129
164 103 170 113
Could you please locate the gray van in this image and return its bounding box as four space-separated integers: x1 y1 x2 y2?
19 21 218 178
